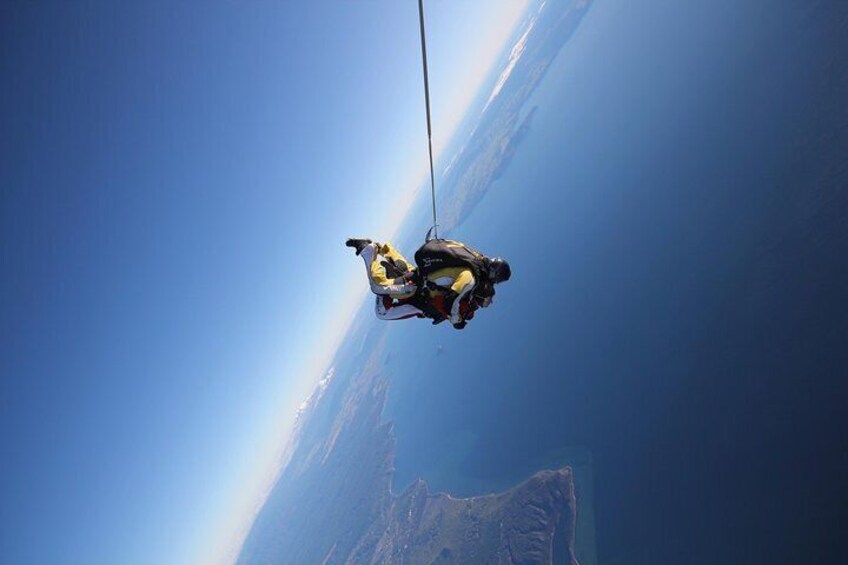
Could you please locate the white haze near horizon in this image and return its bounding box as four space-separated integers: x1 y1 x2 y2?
206 3 534 564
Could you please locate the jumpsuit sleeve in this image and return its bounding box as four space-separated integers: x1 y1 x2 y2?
369 256 417 295
449 269 475 324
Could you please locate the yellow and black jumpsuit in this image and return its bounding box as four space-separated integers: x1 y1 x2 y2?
422 266 477 325
358 242 419 320
357 242 477 324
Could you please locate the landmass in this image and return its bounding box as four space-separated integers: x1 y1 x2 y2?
438 0 592 233
237 2 593 562
349 469 578 564
238 323 579 564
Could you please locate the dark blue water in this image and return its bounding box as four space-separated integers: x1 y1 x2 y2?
383 2 848 563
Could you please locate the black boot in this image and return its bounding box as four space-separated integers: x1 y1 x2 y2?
345 238 372 256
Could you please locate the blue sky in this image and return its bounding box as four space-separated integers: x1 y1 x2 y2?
0 2 528 563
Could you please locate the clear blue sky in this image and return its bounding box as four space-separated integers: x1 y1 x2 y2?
0 2 527 563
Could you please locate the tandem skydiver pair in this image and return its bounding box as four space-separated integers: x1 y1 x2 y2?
346 237 511 330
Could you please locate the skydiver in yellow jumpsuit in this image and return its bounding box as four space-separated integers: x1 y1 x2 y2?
347 238 421 321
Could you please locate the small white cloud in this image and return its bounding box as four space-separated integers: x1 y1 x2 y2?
482 13 538 113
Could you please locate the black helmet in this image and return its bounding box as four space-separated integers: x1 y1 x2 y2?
488 257 511 284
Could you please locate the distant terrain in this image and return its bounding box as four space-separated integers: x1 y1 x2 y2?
439 0 591 233
237 2 592 563
238 325 579 564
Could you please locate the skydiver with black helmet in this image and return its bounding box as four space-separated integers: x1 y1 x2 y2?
346 237 511 329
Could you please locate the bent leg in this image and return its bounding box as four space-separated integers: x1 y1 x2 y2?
358 243 394 295
374 296 423 321
358 242 379 277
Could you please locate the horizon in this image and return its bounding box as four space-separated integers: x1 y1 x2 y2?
0 2 532 564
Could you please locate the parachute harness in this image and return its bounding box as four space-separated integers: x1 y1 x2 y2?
418 0 439 241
